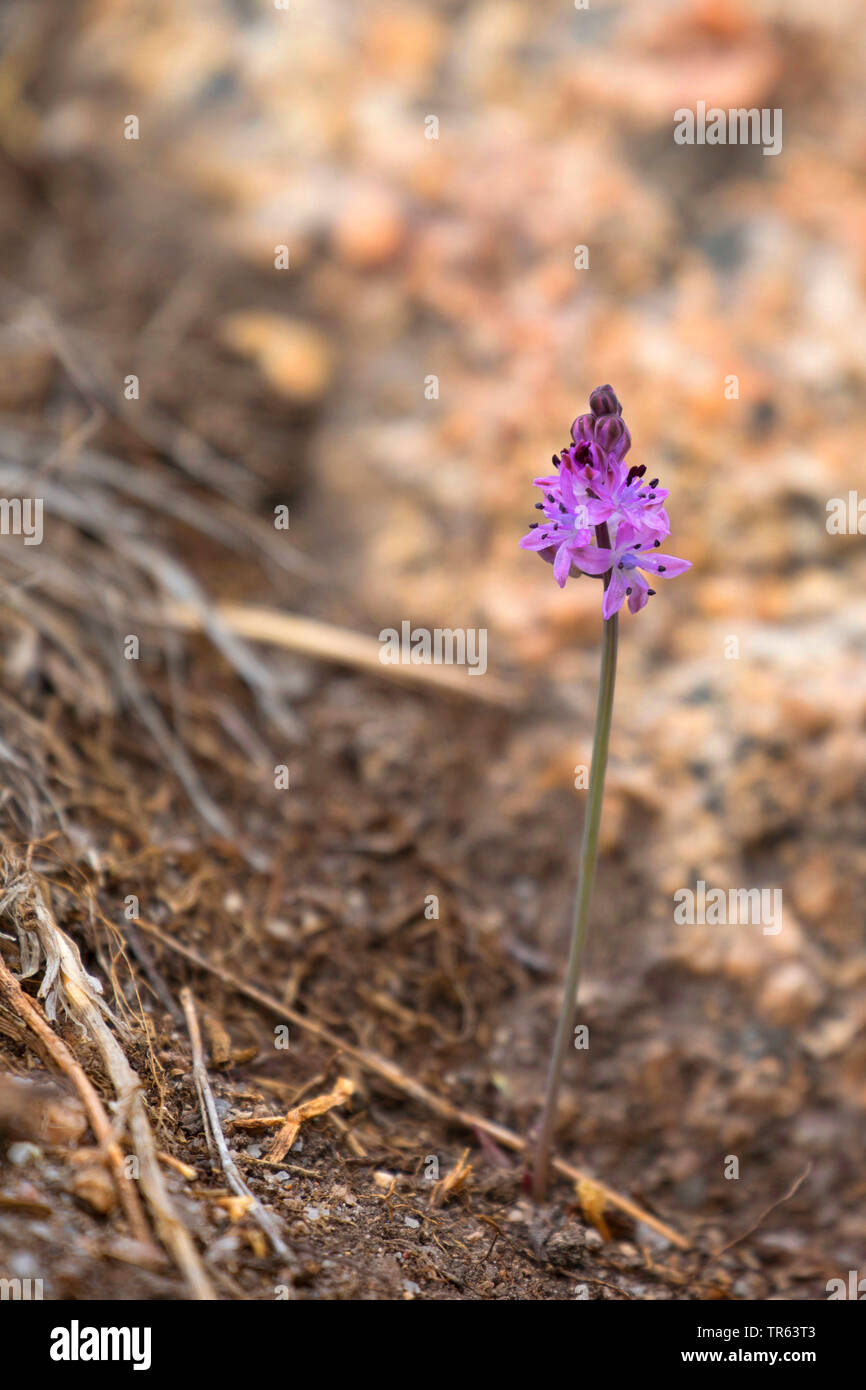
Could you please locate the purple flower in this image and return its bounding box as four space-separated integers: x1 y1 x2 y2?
570 523 691 618
583 457 670 541
520 385 691 613
519 452 595 587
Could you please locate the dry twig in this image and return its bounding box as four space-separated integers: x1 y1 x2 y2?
0 865 215 1299
162 601 522 709
430 1148 473 1208
266 1075 354 1163
180 986 291 1263
0 950 154 1250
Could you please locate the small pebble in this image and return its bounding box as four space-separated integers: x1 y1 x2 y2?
8 1142 41 1166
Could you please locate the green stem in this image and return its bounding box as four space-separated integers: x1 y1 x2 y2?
531 607 618 1202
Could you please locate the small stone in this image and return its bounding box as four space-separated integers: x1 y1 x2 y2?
72 1167 116 1216
332 187 405 270
544 1223 587 1269
757 962 823 1026
219 312 333 403
616 1241 641 1268
790 853 837 921
8 1142 41 1166
373 1170 399 1189
8 1251 39 1279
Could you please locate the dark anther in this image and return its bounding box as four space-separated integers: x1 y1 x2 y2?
647 588 657 596
653 538 661 547
535 502 544 509
649 478 659 488
657 565 666 572
529 522 539 528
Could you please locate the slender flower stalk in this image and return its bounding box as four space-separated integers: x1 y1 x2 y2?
520 387 690 1201
532 594 617 1201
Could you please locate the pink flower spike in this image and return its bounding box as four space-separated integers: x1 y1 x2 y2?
520 387 690 617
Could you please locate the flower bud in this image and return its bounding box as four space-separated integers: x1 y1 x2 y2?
570 413 595 445
593 413 631 460
589 384 622 418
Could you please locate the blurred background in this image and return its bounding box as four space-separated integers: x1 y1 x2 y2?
0 0 864 1300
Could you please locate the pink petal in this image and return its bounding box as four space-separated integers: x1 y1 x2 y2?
639 553 691 577
552 541 574 587
627 571 650 614
613 522 638 549
570 545 615 576
602 570 628 620
520 529 557 550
